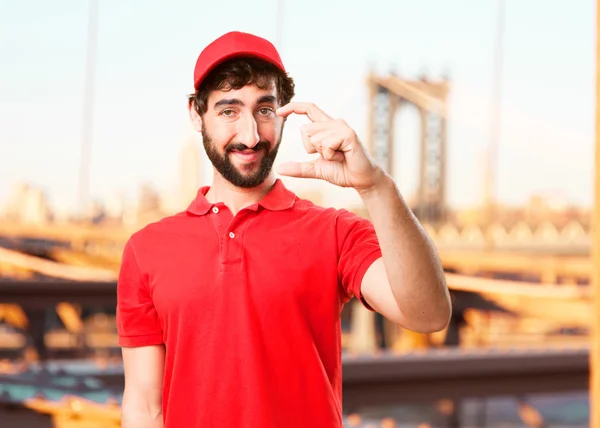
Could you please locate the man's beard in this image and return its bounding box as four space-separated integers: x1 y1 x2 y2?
201 124 282 188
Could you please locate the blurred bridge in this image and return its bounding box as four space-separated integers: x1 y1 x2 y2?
0 73 595 427
0 67 594 421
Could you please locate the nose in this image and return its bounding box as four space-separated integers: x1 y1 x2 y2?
236 113 260 148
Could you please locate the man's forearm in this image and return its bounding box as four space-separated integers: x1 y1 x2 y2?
358 170 451 331
120 345 165 428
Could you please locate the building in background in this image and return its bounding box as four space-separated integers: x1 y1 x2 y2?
2 183 53 225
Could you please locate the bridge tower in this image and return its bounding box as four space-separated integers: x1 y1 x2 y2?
366 72 450 225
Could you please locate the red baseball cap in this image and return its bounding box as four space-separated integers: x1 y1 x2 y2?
193 31 286 91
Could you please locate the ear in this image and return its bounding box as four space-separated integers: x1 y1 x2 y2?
188 101 203 133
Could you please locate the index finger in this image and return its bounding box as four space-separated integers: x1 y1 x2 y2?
276 102 332 122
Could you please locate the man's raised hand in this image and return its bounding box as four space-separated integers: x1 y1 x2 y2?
276 102 384 192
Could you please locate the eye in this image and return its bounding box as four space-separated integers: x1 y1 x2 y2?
220 109 235 116
258 107 274 115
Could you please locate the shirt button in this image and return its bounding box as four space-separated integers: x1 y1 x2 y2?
229 232 235 239
212 207 219 214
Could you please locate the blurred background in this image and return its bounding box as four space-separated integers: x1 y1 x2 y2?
0 0 598 426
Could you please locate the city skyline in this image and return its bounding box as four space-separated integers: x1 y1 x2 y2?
0 1 595 213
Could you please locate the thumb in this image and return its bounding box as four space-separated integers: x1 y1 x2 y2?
277 161 318 179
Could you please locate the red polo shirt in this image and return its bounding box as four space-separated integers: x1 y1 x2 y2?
116 179 382 427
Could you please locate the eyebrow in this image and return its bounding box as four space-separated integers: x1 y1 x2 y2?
257 95 277 104
213 95 277 110
214 98 244 109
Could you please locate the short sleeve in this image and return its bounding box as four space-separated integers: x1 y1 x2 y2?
336 209 382 309
116 239 163 347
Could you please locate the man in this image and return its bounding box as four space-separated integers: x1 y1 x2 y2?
117 31 451 428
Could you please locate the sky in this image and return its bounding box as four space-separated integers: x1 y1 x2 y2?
0 0 596 215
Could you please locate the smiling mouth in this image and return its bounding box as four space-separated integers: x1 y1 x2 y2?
229 148 263 163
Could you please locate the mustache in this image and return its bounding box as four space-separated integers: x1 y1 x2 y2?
226 141 270 152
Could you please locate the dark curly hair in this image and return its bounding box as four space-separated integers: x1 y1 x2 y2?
188 57 295 116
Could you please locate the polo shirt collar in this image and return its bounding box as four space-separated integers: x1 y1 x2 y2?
186 179 296 216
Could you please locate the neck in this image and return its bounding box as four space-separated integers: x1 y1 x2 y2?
206 171 276 215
